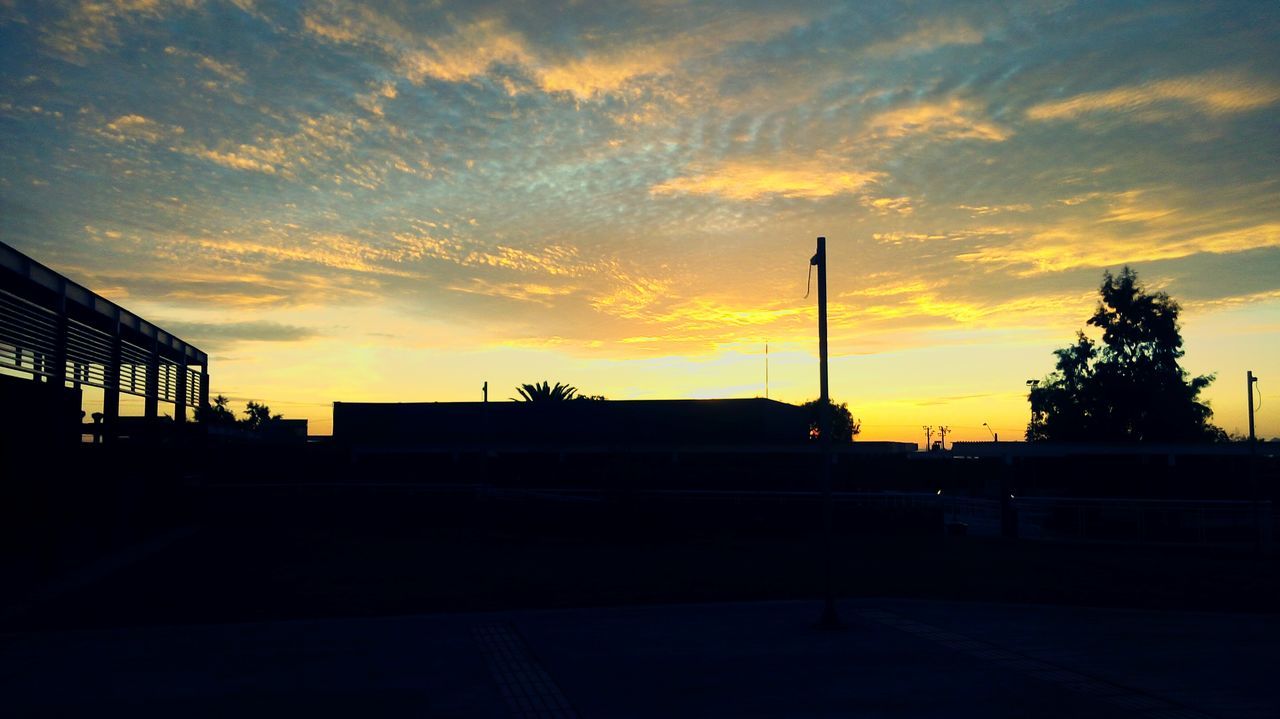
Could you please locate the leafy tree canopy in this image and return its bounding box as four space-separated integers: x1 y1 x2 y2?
1028 267 1223 442
802 398 861 443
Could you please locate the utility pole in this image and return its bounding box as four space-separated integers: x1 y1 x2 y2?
811 236 840 629
765 341 769 399
923 426 933 451
937 425 951 451
482 380 488 403
1248 371 1258 443
1247 371 1263 555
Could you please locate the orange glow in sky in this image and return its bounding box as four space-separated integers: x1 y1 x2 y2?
2 1 1278 441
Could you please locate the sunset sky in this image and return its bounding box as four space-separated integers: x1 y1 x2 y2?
2 0 1277 441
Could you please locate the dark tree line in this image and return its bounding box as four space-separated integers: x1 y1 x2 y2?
196 395 282 431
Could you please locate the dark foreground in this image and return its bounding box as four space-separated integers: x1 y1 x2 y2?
4 597 1277 718
3 483 1279 717
10 520 1280 632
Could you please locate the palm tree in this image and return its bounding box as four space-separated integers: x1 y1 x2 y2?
514 381 579 403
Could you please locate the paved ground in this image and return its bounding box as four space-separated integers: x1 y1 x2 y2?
3 598 1276 718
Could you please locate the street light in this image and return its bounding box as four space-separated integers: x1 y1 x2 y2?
983 422 997 442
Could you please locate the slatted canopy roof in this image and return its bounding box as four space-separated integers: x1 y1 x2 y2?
0 240 208 422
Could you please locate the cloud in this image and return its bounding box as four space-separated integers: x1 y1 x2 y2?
872 228 1013 245
183 232 422 278
862 18 984 57
651 159 881 200
588 275 672 320
446 278 577 306
535 51 674 99
396 19 534 85
162 320 320 346
959 223 1280 275
302 8 534 86
956 204 1032 216
861 196 914 215
301 2 816 100
843 279 941 298
532 10 815 99
1026 71 1280 123
355 81 398 117
92 106 421 186
96 113 184 143
863 98 1008 142
191 148 278 174
41 0 188 59
162 46 248 88
393 230 598 278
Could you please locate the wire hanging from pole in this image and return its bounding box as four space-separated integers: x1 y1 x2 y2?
803 262 814 299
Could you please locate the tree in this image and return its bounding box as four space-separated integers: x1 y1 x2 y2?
240 400 282 431
513 381 579 403
196 394 237 427
802 399 861 443
1028 267 1222 442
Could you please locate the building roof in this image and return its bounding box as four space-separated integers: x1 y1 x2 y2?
333 397 810 448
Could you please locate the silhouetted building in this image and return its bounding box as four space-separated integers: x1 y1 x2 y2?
0 240 208 445
333 398 809 449
265 418 309 444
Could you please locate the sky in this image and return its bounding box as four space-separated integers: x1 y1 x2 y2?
1 0 1278 442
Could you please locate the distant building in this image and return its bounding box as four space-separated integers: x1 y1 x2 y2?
264 418 309 444
332 398 809 449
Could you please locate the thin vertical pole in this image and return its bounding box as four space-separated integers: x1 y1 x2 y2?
1247 371 1257 443
813 236 840 629
765 341 769 399
817 238 829 405
1248 371 1262 554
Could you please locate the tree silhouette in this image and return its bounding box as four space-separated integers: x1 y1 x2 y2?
1028 267 1223 442
514 381 579 403
196 394 237 427
802 399 861 443
240 400 282 431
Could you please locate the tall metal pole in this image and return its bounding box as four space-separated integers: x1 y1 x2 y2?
816 238 829 405
1247 371 1257 443
1247 371 1262 554
812 236 840 628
